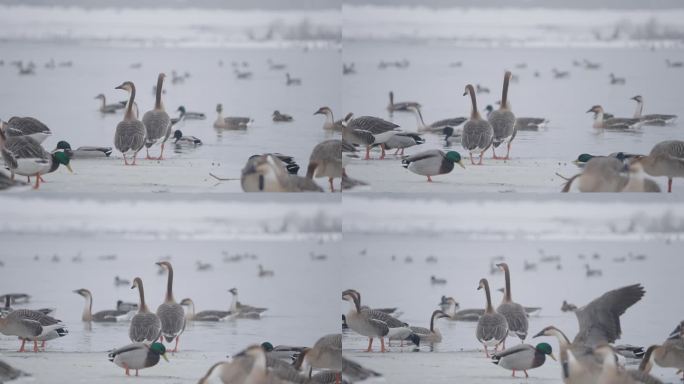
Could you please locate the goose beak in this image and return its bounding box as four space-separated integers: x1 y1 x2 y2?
585 108 594 113
462 91 468 96
115 85 123 90
162 353 169 362
532 330 545 338
457 161 465 169
549 353 557 361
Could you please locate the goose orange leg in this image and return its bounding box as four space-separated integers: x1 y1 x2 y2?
157 143 166 160
33 173 40 189
365 337 373 352
18 339 26 352
380 337 387 353
365 146 371 160
329 177 335 192
171 335 180 353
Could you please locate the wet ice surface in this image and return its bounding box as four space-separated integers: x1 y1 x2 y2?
340 234 682 383
0 41 341 192
342 42 684 193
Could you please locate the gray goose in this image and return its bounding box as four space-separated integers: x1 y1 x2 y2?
114 81 146 165
197 345 278 384
407 105 466 134
587 105 641 130
409 310 449 344
74 288 128 322
488 71 517 159
533 284 645 384
630 96 677 125
2 116 52 143
462 84 494 165
639 320 684 381
293 333 342 380
633 140 684 193
156 262 185 352
387 91 420 114
129 277 162 343
241 154 322 192
0 309 67 352
345 116 399 160
306 139 343 192
179 298 231 322
142 73 172 160
95 94 125 114
341 289 389 353
476 278 508 357
496 263 528 347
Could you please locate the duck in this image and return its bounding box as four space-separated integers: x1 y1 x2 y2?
632 140 684 193
476 278 508 357
0 130 72 189
175 105 205 121
74 288 129 322
293 334 342 380
113 81 146 165
117 300 138 312
666 59 683 68
267 59 287 70
0 293 31 304
492 343 556 378
108 342 168 376
430 275 447 285
407 105 466 134
171 130 202 147
115 276 130 286
379 132 425 156
609 73 626 85
496 263 529 346
306 139 343 192
476 84 490 93
572 152 635 168
129 277 162 343
409 310 449 344
228 287 267 319
2 116 52 143
55 140 112 158
562 156 628 192
342 289 419 352
461 84 494 165
488 71 517 160
285 73 301 86
387 91 420 114
401 149 465 182
95 94 125 114
561 300 577 312
313 106 344 131
345 116 400 160
142 73 172 160
630 95 677 125
241 154 322 192
155 262 185 352
533 284 645 384
343 62 356 75
213 104 252 130
585 264 602 277
552 69 570 78
587 105 641 130
272 110 293 122
179 298 231 322
0 309 68 352
258 265 274 277
442 126 462 147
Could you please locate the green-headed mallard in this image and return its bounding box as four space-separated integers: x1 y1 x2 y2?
401 149 464 182
492 343 555 378
0 130 71 189
108 342 168 376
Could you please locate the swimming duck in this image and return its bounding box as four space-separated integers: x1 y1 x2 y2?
176 106 206 120
108 342 168 376
401 149 465 182
587 105 641 130
172 130 202 146
272 110 293 122
95 94 125 114
179 298 231 322
492 343 555 378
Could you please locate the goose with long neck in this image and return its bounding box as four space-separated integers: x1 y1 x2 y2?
632 140 684 193
293 334 342 380
155 262 185 352
409 310 449 343
228 287 268 317
631 95 677 125
213 104 252 130
314 106 342 131
74 289 128 322
407 105 466 134
587 105 641 130
129 277 162 343
461 84 494 165
495 263 528 346
114 81 146 165
179 298 230 322
142 73 172 160
306 139 343 192
488 71 517 159
639 327 684 381
95 94 124 114
476 278 508 357
342 289 390 352
387 91 420 114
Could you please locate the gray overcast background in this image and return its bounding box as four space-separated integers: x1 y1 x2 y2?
0 0 682 9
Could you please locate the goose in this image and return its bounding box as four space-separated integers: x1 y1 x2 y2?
561 300 578 312
343 62 356 75
584 60 601 70
293 334 342 380
595 345 663 384
267 59 287 70
95 94 125 114
197 345 275 384
286 73 301 86
487 105 549 131
562 156 628 192
74 289 128 322
307 139 343 192
430 276 447 285
630 95 677 125
2 116 52 143
609 73 626 85
115 276 130 286
587 105 641 130
665 59 683 68
632 140 684 192
142 73 172 160
113 81 146 165
172 130 202 147
377 132 424 156
342 289 418 352
387 91 420 114
585 264 602 277
180 298 231 322
496 263 528 346
214 104 252 130
492 343 556 378
155 262 185 352
401 149 465 182
0 309 67 352
129 277 162 343
0 132 72 189
176 106 205 120
439 296 461 318
272 110 293 122
228 287 267 318
264 352 312 383
109 342 168 376
476 278 508 357
314 107 344 132
476 84 490 94
17 62 34 75
258 265 274 278
409 310 449 344
346 116 399 160
533 284 645 384
462 84 494 165
0 360 28 382
241 154 322 192
406 105 466 134
552 69 570 78
342 126 374 160
0 293 30 304
488 71 517 159
639 324 684 380
621 160 661 192
55 140 112 158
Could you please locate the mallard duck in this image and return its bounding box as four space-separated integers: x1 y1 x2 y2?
2 116 52 143
172 130 202 146
55 140 112 158
0 132 72 189
108 342 168 376
401 149 465 182
492 343 555 378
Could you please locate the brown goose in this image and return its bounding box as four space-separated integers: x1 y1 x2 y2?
462 84 494 165
632 140 684 193
129 277 162 343
142 73 171 160
488 72 516 160
114 81 146 165
155 262 185 352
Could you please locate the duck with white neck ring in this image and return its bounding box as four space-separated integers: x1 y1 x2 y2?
461 84 494 165
113 81 146 165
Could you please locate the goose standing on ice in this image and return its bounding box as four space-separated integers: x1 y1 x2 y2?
462 84 494 165
488 71 517 159
213 104 252 130
630 95 677 125
387 91 421 115
142 73 172 160
95 94 125 114
306 139 343 192
401 149 465 182
155 262 185 352
346 116 399 160
0 309 68 352
496 263 528 347
114 81 146 165
632 140 684 193
587 105 641 130
476 278 508 357
129 277 162 343
2 116 52 143
74 289 129 322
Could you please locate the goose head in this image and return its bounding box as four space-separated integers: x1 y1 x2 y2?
463 84 475 97
314 106 331 116
477 278 488 291
115 81 134 92
216 104 223 113
631 95 643 103
155 261 172 271
94 94 105 100
586 105 603 115
131 277 143 290
73 288 92 298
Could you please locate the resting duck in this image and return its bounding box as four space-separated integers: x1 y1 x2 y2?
108 342 168 376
